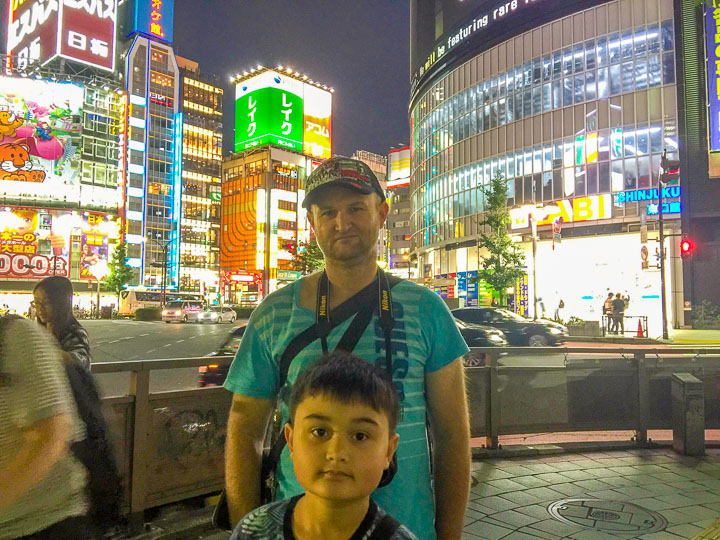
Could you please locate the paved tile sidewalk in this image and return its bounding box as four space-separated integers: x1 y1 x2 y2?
465 447 720 539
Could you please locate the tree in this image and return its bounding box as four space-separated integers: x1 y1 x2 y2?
292 238 325 274
472 171 526 306
105 242 134 304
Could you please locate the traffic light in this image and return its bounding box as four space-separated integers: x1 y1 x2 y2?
660 154 680 185
680 238 694 259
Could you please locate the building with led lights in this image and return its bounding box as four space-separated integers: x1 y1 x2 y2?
221 66 333 303
409 0 691 335
386 147 413 277
177 56 222 300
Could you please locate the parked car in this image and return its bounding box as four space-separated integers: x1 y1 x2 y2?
197 306 237 324
452 307 567 346
455 318 508 367
162 300 205 323
198 325 246 387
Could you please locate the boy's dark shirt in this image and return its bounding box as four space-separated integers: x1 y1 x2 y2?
231 495 419 540
57 320 92 370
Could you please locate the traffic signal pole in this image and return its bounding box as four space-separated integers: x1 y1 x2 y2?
658 159 669 340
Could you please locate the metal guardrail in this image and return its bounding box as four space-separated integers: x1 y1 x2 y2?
91 347 720 529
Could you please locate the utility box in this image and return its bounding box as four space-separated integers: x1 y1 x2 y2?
671 373 705 456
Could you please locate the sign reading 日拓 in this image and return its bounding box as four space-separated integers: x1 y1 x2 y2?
707 6 720 152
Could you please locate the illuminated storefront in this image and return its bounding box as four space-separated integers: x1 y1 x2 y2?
410 0 684 334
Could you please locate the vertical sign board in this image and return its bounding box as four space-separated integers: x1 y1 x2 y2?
235 71 304 152
79 213 109 280
6 0 60 70
130 0 174 44
707 7 720 152
58 0 117 71
303 84 332 159
515 275 529 317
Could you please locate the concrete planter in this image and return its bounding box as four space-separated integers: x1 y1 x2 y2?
567 321 602 337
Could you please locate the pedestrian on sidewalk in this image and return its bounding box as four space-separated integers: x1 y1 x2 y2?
0 315 99 539
602 292 614 332
610 292 625 334
33 277 92 370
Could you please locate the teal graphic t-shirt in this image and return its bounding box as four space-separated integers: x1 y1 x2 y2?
224 278 469 540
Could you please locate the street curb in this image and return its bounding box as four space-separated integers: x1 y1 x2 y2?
565 336 661 344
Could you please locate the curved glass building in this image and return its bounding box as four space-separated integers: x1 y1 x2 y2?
410 0 684 334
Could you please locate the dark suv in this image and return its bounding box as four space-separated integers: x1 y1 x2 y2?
452 307 567 346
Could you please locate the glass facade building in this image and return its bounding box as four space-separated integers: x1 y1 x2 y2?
410 0 684 334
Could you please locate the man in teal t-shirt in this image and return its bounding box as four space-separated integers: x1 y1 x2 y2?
223 157 471 540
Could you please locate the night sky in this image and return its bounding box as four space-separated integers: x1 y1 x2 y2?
174 0 411 158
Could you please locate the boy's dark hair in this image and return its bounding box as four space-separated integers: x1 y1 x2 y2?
289 351 400 432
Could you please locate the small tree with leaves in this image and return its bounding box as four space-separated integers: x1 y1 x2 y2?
292 237 325 275
105 242 135 305
472 171 526 306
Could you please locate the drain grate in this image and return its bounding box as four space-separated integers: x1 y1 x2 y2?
548 498 668 534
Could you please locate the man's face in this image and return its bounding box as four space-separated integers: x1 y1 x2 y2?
307 187 388 266
32 288 54 325
285 394 398 503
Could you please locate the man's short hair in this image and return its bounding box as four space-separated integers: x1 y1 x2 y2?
289 351 400 432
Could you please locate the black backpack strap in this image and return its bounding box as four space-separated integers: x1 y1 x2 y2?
367 513 401 540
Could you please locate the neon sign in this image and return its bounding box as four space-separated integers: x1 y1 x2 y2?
647 202 681 216
617 186 681 203
510 194 612 230
129 0 174 43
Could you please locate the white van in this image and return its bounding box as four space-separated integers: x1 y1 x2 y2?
162 300 205 323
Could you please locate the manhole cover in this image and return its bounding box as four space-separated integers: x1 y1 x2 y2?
548 498 668 534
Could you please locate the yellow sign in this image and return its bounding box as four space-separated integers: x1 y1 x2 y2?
510 194 612 230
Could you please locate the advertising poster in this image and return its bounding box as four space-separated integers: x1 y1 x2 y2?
0 207 72 278
235 71 304 152
6 0 60 70
387 147 411 187
707 6 720 152
79 213 110 280
58 0 117 71
0 77 84 201
515 275 529 318
302 83 332 159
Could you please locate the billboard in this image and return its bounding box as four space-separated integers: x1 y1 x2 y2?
6 0 60 70
0 76 84 201
6 0 117 72
79 213 110 279
410 0 611 99
707 6 720 152
129 0 174 44
235 70 333 158
0 207 72 278
387 146 411 188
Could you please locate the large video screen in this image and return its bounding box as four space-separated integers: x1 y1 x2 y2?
410 0 611 99
0 77 84 202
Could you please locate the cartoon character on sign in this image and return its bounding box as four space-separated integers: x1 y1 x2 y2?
0 143 46 182
0 209 66 256
0 111 23 142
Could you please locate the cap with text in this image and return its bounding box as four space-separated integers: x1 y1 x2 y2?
302 156 385 209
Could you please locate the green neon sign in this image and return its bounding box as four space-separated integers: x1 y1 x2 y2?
235 86 303 152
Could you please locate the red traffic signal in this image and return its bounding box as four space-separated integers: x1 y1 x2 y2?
680 238 694 259
660 155 680 184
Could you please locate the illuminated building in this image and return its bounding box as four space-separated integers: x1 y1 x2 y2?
410 0 685 334
120 0 183 290
177 56 223 299
351 150 389 263
221 66 334 302
386 147 412 277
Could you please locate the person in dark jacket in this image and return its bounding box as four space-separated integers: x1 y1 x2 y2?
610 293 626 334
33 277 92 370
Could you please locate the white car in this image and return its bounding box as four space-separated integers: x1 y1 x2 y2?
198 306 237 324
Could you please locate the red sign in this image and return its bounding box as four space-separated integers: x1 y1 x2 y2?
6 0 60 70
58 0 117 71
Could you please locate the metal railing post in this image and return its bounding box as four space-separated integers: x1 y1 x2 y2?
128 368 151 533
635 352 649 446
486 351 500 449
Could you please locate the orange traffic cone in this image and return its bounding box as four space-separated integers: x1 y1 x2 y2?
636 319 644 338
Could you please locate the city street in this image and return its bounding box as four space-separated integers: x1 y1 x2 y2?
85 319 244 397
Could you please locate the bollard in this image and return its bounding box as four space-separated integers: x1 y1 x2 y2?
671 373 705 456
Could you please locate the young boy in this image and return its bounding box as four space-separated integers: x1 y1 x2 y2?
230 351 418 540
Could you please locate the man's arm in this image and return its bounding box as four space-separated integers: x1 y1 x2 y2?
225 393 274 525
0 413 73 511
426 358 471 540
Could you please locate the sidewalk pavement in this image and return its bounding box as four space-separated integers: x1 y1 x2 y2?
466 446 720 539
670 328 720 344
132 445 720 539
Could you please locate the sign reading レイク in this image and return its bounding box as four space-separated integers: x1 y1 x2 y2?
707 7 720 152
509 194 612 230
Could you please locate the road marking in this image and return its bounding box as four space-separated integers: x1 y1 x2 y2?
163 343 172 347
140 333 149 337
177 339 184 343
147 349 156 354
189 336 196 339
109 339 120 343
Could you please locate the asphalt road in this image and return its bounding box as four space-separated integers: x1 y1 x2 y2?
84 319 243 396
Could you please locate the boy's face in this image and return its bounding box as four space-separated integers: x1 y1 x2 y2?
285 393 399 503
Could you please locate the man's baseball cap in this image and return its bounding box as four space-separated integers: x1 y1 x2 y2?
302 156 385 209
